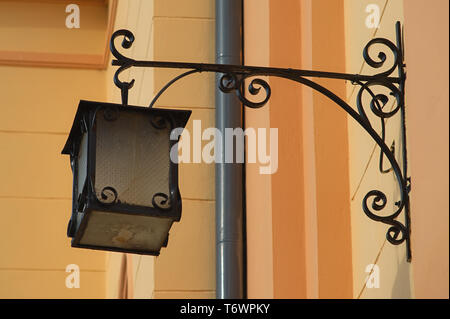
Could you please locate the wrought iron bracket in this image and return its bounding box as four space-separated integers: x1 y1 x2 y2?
110 22 411 261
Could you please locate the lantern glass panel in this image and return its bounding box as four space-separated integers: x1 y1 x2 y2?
94 108 171 208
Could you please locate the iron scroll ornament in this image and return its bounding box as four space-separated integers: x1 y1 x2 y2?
110 22 411 261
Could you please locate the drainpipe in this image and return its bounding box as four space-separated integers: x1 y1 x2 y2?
215 0 245 299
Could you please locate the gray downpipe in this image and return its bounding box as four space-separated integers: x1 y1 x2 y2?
215 0 245 299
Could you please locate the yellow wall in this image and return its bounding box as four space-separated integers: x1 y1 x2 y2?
0 1 109 298
151 0 216 299
0 0 217 299
311 0 354 298
269 0 308 299
105 0 216 299
0 0 107 55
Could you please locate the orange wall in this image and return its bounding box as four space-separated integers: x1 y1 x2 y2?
403 0 449 299
269 0 307 299
311 0 353 298
245 0 353 298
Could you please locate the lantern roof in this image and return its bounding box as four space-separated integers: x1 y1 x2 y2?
61 100 191 155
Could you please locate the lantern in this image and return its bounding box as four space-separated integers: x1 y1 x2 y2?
61 100 191 255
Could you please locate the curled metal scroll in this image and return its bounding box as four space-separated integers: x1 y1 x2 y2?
103 105 119 122
98 186 118 205
363 37 400 77
218 73 271 108
110 30 136 105
149 113 175 131
152 193 171 211
355 80 401 175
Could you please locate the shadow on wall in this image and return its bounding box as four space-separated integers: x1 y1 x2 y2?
391 257 412 298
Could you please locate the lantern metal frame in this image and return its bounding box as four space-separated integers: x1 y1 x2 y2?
109 21 411 261
62 100 191 256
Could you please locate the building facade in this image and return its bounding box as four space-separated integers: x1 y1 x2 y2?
0 0 448 299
